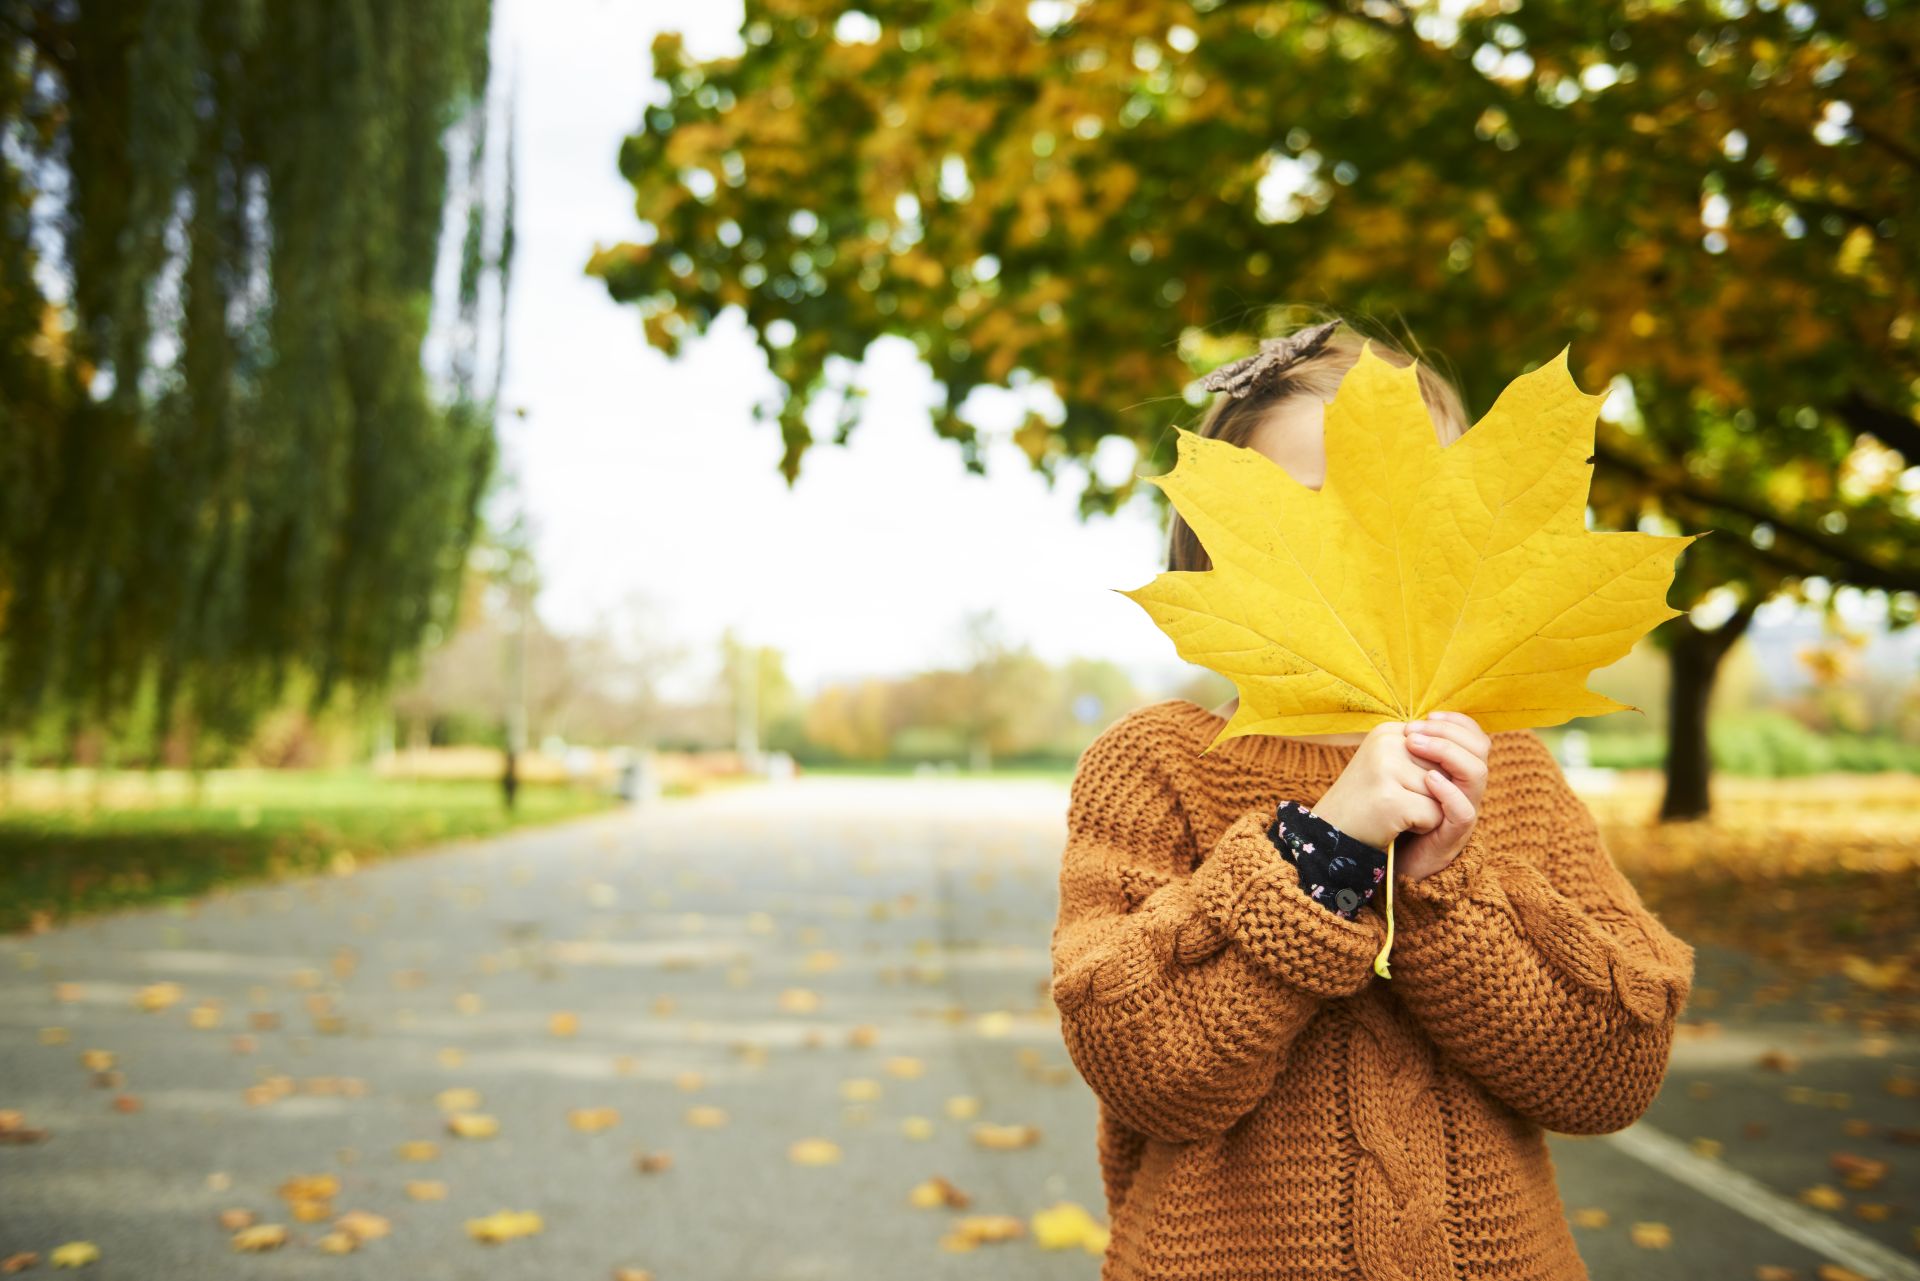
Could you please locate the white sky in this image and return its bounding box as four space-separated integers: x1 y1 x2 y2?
490 0 1179 702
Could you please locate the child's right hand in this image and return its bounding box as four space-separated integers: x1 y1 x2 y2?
1305 722 1443 854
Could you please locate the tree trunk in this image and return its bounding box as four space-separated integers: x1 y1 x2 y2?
1659 603 1758 821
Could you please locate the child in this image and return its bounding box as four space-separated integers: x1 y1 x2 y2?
1051 315 1696 1281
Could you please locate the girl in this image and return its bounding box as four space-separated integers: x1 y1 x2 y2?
1050 315 1696 1281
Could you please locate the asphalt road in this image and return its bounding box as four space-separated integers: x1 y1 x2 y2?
2 775 1915 1279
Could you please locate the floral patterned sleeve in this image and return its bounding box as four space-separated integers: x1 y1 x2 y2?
1265 800 1390 922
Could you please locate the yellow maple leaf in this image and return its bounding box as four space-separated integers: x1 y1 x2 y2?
1122 343 1701 976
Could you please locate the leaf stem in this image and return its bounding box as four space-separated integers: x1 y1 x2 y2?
1373 832 1396 979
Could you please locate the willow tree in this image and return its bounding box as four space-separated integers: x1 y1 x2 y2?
0 0 511 759
591 0 1918 818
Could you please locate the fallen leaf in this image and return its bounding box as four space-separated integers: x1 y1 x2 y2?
230 1224 288 1253
1570 1207 1610 1229
840 1078 882 1103
569 1107 620 1134
1031 1201 1110 1254
908 1176 972 1210
218 1208 256 1231
48 1242 98 1269
466 1210 543 1244
0 1111 48 1144
1798 1185 1846 1211
777 988 820 1014
883 1056 925 1079
612 1270 655 1281
788 1138 842 1166
436 1087 482 1112
405 1180 448 1201
1629 1222 1672 1249
136 982 184 1012
940 1215 1025 1251
900 1116 935 1140
634 1150 673 1174
277 1174 340 1202
1 1253 37 1274
316 1231 357 1255
970 1122 1041 1150
1818 1267 1870 1281
944 1096 981 1120
685 1106 728 1128
1758 1050 1799 1073
549 1011 579 1037
333 1210 390 1242
446 1112 499 1139
1828 1153 1887 1190
397 1140 439 1162
288 1198 333 1223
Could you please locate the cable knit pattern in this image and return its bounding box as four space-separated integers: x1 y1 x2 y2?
1050 699 1695 1281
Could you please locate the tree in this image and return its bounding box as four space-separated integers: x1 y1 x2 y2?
591 0 1918 817
0 0 513 754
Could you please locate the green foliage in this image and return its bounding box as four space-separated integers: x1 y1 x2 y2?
592 1 1918 621
0 0 510 748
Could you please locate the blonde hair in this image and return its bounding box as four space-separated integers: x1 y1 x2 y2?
1167 310 1471 575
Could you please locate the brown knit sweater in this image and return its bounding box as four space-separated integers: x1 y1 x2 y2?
1050 699 1695 1281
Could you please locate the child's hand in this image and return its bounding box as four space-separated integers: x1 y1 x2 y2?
1393 711 1490 884
1307 721 1444 854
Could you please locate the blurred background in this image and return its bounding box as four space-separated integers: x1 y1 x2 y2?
1 1 1916 1278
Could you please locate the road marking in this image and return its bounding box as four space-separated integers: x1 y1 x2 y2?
1606 1122 1920 1281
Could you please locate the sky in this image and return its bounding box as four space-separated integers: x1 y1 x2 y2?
488 0 1176 703
484 0 1912 708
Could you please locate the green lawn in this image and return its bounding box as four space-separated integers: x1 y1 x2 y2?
0 770 618 934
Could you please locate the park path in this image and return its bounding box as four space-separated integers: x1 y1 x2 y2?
2 775 1915 1279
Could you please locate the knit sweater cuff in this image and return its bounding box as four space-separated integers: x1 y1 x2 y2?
1191 808 1387 1000
1393 826 1501 929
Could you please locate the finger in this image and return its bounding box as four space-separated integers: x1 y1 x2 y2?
1404 732 1488 788
1423 768 1477 823
1426 710 1491 756
1405 716 1487 761
1399 794 1445 834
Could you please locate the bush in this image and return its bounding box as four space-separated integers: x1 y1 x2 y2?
1556 715 1917 775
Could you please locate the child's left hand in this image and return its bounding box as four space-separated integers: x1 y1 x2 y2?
1393 710 1490 884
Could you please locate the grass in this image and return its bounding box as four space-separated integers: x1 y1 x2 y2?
0 768 619 934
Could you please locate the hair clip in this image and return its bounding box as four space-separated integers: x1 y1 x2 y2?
1198 320 1341 400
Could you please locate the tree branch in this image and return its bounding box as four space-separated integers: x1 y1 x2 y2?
1591 439 1920 593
